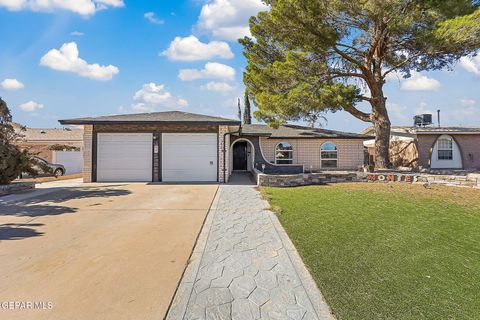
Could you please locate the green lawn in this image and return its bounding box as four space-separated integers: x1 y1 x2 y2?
263 183 480 320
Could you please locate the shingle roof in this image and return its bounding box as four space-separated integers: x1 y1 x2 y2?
59 111 241 125
239 124 372 139
362 125 480 135
15 126 83 142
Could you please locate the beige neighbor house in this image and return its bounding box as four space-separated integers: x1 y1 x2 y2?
363 126 480 171
13 122 83 162
59 111 371 183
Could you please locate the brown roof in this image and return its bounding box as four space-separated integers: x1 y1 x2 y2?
16 126 83 142
239 124 372 139
362 126 480 136
59 111 240 125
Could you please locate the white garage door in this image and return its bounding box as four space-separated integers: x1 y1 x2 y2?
97 133 152 182
162 133 217 182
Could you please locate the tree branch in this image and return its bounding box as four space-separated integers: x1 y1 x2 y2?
343 105 372 122
333 47 368 73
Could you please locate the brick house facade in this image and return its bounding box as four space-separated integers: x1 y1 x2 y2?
363 126 480 170
417 134 480 170
259 137 365 171
61 112 370 183
14 123 83 162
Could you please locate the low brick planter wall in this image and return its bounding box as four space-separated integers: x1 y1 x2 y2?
0 182 35 196
255 170 360 187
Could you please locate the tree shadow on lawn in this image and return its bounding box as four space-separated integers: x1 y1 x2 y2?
0 187 131 241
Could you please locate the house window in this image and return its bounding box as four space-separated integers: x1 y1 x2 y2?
275 142 293 164
321 142 338 168
437 137 453 160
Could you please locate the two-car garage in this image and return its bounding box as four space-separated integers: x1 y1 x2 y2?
96 132 218 182
58 111 240 183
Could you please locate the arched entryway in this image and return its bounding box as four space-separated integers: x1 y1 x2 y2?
430 134 463 169
230 139 255 172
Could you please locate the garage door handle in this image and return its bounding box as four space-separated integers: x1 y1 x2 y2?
210 161 214 165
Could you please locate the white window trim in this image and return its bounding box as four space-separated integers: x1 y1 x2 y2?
320 142 338 168
437 137 453 161
274 142 293 164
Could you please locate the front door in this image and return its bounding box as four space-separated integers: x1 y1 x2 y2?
233 141 247 170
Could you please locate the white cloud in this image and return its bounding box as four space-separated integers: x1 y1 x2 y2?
144 11 164 24
197 0 268 40
400 71 440 91
459 55 480 75
1 78 24 90
178 62 236 81
71 31 84 36
40 42 119 80
161 35 233 61
203 81 234 92
18 100 44 112
415 102 436 115
387 102 408 121
460 99 476 107
0 0 124 16
129 82 188 112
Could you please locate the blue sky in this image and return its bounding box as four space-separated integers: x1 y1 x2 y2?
1 0 479 133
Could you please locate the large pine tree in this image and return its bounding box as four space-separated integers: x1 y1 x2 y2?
241 0 480 169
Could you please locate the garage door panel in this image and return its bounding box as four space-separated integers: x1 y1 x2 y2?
97 133 152 182
162 133 217 182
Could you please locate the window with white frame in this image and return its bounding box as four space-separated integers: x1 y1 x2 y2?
321 142 338 168
437 137 453 160
275 142 293 164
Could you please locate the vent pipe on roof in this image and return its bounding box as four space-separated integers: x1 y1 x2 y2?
437 110 440 128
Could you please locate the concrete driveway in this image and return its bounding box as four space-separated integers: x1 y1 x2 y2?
0 181 218 320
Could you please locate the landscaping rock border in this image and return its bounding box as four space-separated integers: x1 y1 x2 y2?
254 169 480 188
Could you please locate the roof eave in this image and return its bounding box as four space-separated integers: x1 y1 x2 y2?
58 120 241 126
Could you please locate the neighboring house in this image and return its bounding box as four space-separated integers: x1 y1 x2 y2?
363 126 480 170
13 122 83 162
59 111 371 183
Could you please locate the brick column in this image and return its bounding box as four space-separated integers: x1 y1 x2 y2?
83 125 93 183
218 125 230 183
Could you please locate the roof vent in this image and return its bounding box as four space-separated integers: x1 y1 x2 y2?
413 114 433 127
40 130 46 134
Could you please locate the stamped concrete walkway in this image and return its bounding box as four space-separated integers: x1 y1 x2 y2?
167 177 335 320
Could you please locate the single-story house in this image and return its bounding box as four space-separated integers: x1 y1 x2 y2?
59 111 370 183
363 126 480 170
13 122 83 162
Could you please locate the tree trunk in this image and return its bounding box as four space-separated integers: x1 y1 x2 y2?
371 97 391 170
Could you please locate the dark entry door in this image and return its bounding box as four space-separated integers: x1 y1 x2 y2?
233 141 247 170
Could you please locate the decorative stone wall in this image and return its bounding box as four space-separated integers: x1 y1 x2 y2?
83 125 93 183
363 172 480 188
255 169 360 187
0 182 35 196
255 170 480 188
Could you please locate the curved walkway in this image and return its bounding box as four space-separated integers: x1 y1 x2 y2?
167 182 335 320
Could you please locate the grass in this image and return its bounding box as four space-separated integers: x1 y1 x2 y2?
263 183 480 320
